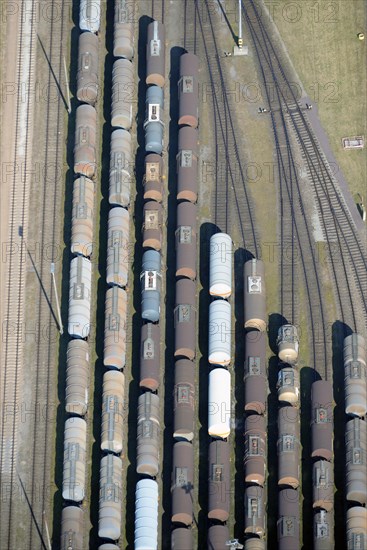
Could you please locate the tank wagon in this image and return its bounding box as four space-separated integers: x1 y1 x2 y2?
244 540 266 550
143 200 163 251
312 460 334 511
244 259 266 332
79 0 101 33
208 300 232 366
346 506 367 548
176 201 197 280
146 21 165 88
207 524 230 549
244 330 268 414
74 104 97 178
311 380 333 461
114 0 134 60
101 371 125 454
141 249 162 323
277 367 300 405
171 441 194 526
277 406 300 489
176 127 199 203
111 58 134 129
174 359 195 441
106 206 130 288
145 85 164 154
244 485 266 537
171 527 193 549
109 128 132 207
71 176 95 258
62 417 87 502
103 286 127 369
208 368 231 439
208 440 230 522
178 53 199 128
345 418 367 504
60 506 84 550
209 233 232 298
140 322 161 391
313 510 334 550
68 256 92 338
66 339 90 416
244 414 267 486
99 545 120 550
144 154 164 202
174 278 197 360
98 454 123 540
135 479 159 550
343 333 367 418
277 488 300 550
137 392 160 476
277 325 299 365
77 32 99 105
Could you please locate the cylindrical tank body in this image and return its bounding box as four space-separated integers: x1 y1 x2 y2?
345 418 367 504
109 129 132 207
99 545 120 550
311 380 333 461
145 86 164 155
277 325 299 365
135 479 159 550
244 259 266 332
79 0 101 33
313 460 334 511
174 279 196 360
344 333 367 417
208 440 230 522
177 127 199 203
244 330 267 414
103 286 127 369
77 32 99 104
277 367 300 405
140 323 161 391
74 104 97 178
244 540 267 550
278 406 300 489
114 0 135 59
207 525 230 550
208 368 231 439
141 249 162 322
111 58 134 129
106 206 130 288
208 300 231 366
313 510 334 550
174 359 195 441
68 256 92 338
209 233 232 298
176 201 197 280
62 418 87 502
178 53 199 128
244 414 267 486
346 507 367 549
171 441 194 526
71 176 95 258
60 506 84 550
244 485 266 537
66 339 89 416
146 21 165 87
144 154 164 202
98 454 123 540
101 371 125 453
137 392 160 476
143 201 163 251
171 527 193 549
277 488 300 550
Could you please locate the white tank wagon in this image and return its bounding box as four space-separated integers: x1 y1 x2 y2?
141 249 162 323
208 368 231 439
60 506 84 550
144 85 164 155
346 507 367 549
98 454 123 541
343 333 367 418
244 259 266 332
77 31 99 105
313 460 334 512
103 286 127 370
66 339 90 416
277 367 300 405
277 325 299 365
62 417 87 502
146 20 165 88
68 256 92 338
111 58 134 129
106 206 130 288
313 510 334 550
74 104 97 178
98 544 120 550
71 176 95 258
277 406 300 489
135 479 159 550
345 418 367 504
114 0 135 59
79 0 101 33
209 233 232 298
101 371 125 454
109 129 132 207
136 392 160 476
208 300 232 366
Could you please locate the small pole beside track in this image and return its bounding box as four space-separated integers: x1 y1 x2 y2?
43 511 52 550
51 262 63 335
63 55 71 114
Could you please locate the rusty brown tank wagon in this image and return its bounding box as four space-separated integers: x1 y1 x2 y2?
244 485 266 537
144 154 164 202
173 359 195 442
311 380 333 461
343 333 367 418
171 527 194 549
277 406 300 489
312 460 334 512
208 440 231 522
171 441 195 526
136 392 160 477
277 488 300 550
345 417 367 505
244 259 266 332
207 524 230 549
176 201 197 280
139 323 161 391
74 104 97 179
244 414 267 486
142 200 163 251
177 126 199 203
113 0 135 60
244 331 268 415
178 53 199 128
146 20 166 88
174 278 197 360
